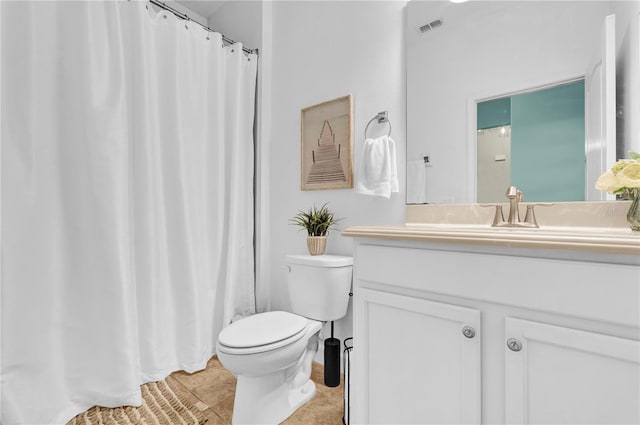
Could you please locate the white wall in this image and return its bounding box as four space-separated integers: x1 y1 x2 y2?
267 1 407 349
477 126 511 203
612 1 640 158
206 1 262 51
165 1 207 26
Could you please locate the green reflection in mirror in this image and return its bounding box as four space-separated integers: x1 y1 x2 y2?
477 80 585 203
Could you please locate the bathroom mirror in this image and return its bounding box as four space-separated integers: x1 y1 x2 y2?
406 0 632 204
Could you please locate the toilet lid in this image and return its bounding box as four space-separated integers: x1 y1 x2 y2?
217 311 308 348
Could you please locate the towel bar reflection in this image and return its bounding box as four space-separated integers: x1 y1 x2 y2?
365 111 392 138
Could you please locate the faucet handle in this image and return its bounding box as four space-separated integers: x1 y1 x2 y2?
505 186 525 201
523 203 554 227
479 204 505 227
505 186 520 198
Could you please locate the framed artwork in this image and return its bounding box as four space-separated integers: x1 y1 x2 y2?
300 94 353 190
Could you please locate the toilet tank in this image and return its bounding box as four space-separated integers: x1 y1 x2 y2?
286 254 353 321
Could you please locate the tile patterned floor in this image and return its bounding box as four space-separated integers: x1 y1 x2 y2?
169 356 344 424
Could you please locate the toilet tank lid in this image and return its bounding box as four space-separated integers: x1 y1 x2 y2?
286 254 353 267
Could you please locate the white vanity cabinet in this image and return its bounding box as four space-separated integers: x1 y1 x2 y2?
351 241 640 425
355 288 481 424
504 318 640 424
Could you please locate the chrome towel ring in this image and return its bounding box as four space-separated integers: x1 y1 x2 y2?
364 111 392 139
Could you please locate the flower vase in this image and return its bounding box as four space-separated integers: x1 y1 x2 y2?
307 236 327 255
627 189 640 231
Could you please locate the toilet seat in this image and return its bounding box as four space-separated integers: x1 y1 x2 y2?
217 311 310 355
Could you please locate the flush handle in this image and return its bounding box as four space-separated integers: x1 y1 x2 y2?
462 326 476 339
507 338 523 352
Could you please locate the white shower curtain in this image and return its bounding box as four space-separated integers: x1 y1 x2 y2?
0 1 257 423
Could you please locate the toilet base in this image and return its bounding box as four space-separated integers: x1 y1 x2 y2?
232 370 316 424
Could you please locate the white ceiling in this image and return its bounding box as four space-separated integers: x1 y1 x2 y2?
175 1 228 19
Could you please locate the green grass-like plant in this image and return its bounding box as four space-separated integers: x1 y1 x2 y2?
290 203 340 237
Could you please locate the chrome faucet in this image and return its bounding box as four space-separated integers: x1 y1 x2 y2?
480 186 553 228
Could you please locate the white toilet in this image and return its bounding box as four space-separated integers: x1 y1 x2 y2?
216 254 353 424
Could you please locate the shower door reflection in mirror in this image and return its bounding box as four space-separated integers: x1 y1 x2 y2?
476 80 585 203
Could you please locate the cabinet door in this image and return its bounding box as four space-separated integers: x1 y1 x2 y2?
354 288 481 424
505 317 640 424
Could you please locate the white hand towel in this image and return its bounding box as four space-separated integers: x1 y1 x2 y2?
407 159 426 204
388 137 399 194
355 135 399 199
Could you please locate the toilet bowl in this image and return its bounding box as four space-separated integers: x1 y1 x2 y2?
217 311 322 424
216 254 353 424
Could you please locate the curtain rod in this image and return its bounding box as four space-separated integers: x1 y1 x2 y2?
148 0 258 55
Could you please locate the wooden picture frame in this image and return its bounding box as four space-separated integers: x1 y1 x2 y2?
300 95 353 190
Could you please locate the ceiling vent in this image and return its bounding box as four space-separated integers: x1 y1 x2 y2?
417 18 443 34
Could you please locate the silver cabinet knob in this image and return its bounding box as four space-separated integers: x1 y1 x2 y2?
462 326 476 339
507 338 523 352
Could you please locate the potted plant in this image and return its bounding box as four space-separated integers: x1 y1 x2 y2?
290 203 340 255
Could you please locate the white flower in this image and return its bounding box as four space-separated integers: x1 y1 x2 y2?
618 162 640 188
595 151 640 195
595 170 623 194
